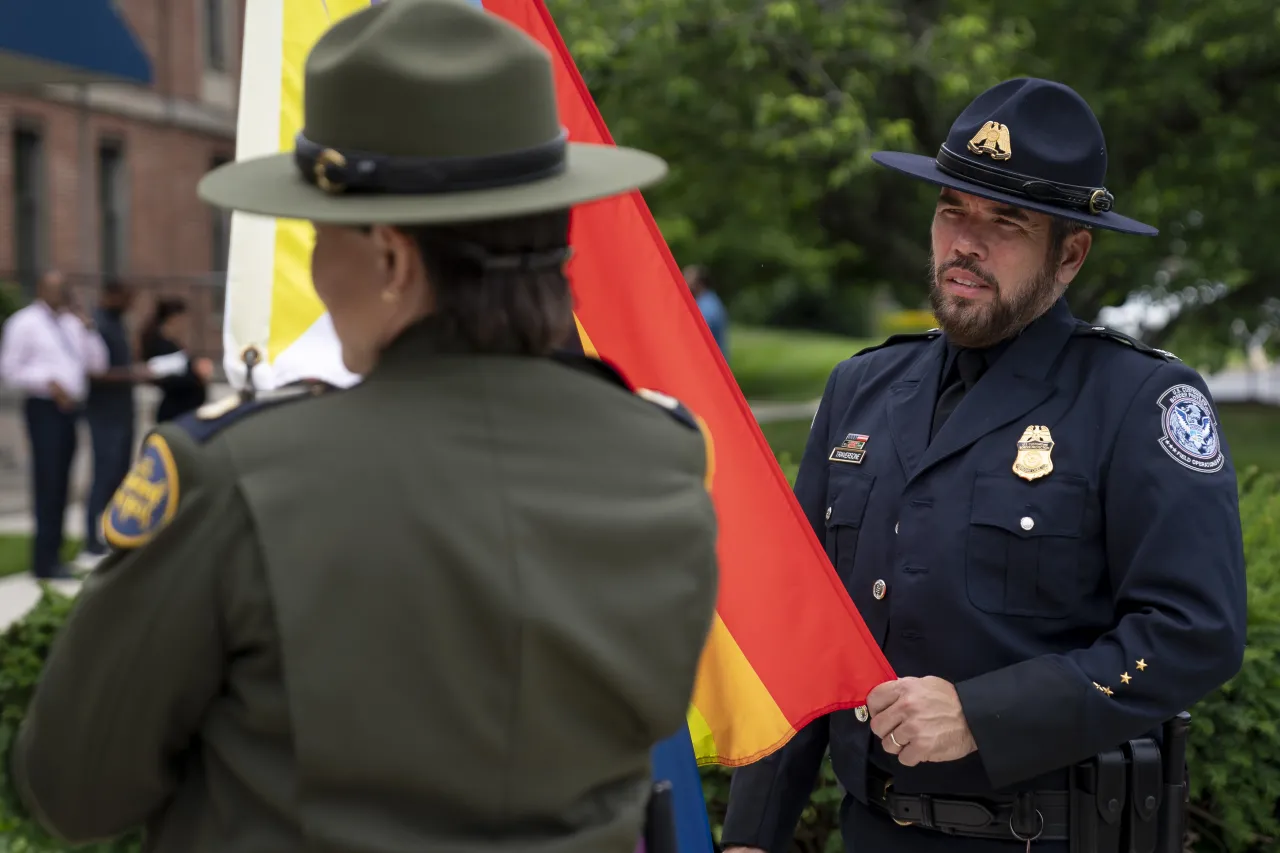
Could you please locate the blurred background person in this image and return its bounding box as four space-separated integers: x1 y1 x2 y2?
684 264 729 360
140 297 212 422
77 279 146 571
0 271 108 580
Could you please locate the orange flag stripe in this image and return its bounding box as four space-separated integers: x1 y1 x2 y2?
690 614 794 765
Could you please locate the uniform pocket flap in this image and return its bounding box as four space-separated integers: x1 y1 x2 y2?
826 471 876 529
969 471 1087 538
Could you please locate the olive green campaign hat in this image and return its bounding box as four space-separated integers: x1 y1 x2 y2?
197 0 667 224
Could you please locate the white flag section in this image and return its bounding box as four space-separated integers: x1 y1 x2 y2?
222 0 369 392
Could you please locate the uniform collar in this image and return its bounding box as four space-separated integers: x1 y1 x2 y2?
368 315 482 374
887 296 1077 482
939 295 1075 382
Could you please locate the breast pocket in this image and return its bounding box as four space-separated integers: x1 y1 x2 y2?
966 472 1089 619
824 470 876 579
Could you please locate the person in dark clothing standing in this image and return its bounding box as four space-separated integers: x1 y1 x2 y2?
77 279 142 571
140 298 211 423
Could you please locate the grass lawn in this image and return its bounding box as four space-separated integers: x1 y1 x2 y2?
1219 403 1280 475
0 537 82 579
729 325 879 402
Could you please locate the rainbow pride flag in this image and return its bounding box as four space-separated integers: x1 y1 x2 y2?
223 0 895 770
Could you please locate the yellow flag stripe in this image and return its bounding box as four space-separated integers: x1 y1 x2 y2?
266 0 370 365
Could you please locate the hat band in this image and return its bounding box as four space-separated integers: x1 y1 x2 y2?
935 145 1115 215
294 130 568 196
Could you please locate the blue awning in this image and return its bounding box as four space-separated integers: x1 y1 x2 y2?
0 0 152 88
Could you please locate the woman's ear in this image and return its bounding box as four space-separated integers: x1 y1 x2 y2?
368 225 419 301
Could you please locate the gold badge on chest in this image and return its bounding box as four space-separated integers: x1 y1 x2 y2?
1012 424 1055 481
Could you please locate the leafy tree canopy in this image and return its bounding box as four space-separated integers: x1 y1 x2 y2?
548 0 1280 367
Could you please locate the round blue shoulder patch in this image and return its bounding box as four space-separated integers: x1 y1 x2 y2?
103 433 181 549
1156 384 1224 473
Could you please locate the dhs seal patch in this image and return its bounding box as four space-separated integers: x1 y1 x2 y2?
1156 384 1224 474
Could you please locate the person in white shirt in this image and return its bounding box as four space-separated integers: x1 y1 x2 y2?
0 270 109 579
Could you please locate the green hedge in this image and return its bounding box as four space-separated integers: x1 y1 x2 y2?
0 590 142 853
0 473 1275 852
699 468 1280 853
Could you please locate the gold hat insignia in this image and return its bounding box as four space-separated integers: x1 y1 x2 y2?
967 120 1012 161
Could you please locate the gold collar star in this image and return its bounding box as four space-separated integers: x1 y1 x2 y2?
1136 659 1148 671
1120 672 1132 685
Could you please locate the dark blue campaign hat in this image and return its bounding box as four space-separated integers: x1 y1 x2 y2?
871 77 1157 236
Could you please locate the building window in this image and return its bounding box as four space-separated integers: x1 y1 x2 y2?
11 127 47 294
98 140 128 279
204 0 228 72
211 155 232 271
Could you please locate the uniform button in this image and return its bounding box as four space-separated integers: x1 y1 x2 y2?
855 705 869 722
872 579 887 600
825 506 832 521
1020 516 1035 531
894 521 899 534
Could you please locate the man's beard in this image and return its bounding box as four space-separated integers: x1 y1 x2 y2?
927 252 1062 349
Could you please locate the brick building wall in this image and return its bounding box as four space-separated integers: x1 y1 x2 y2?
0 0 247 359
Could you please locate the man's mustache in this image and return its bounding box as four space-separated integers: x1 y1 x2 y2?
936 257 999 291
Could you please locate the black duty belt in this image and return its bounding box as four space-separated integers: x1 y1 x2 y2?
866 768 1070 842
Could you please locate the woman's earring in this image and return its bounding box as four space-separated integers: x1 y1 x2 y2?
381 288 399 303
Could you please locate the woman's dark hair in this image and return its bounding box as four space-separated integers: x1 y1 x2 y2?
144 297 188 341
398 208 574 356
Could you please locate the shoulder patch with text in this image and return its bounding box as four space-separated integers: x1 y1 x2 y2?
103 434 180 549
1156 384 1224 473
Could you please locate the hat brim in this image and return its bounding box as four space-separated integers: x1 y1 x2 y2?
196 142 667 225
871 151 1158 237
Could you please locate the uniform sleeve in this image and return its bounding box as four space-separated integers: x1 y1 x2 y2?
721 365 844 852
954 361 1247 788
9 426 260 844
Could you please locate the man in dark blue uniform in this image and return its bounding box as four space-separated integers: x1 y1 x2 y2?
721 78 1247 852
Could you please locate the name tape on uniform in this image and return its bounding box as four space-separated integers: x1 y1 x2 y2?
829 433 870 465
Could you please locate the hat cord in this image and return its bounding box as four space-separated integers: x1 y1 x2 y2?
935 145 1115 215
293 129 569 197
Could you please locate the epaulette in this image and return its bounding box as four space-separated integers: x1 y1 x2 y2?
550 350 699 431
1072 323 1180 362
851 329 942 358
550 349 632 392
173 380 335 444
634 387 699 431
